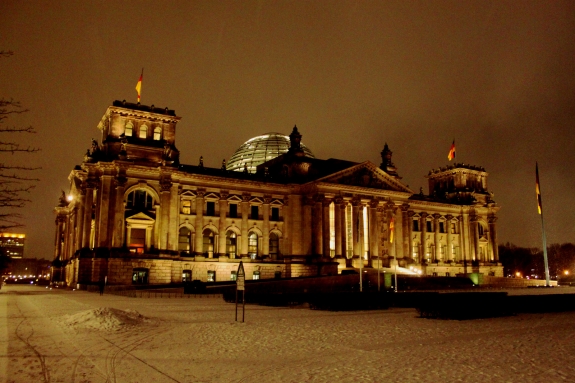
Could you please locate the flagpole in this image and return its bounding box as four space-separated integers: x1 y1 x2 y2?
536 162 550 286
540 212 550 286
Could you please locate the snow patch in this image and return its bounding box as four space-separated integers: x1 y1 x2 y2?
62 307 148 331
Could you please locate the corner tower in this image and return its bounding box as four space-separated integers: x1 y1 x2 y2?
90 100 182 167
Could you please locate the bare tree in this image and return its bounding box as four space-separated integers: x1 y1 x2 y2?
0 50 40 231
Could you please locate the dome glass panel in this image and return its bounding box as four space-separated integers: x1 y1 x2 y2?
227 132 314 173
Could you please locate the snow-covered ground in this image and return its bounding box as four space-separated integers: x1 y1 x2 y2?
1 284 574 383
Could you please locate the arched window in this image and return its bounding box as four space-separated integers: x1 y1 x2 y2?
248 232 258 259
202 229 215 257
226 231 237 258
178 227 192 254
139 124 148 139
269 232 279 260
126 189 154 210
153 127 162 140
125 121 133 136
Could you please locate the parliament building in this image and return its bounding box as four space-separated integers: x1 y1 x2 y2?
53 100 503 287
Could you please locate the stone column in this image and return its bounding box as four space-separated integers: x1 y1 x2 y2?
385 203 396 262
334 197 343 258
82 180 95 249
282 196 290 256
351 198 361 260
218 191 229 257
240 193 250 257
433 213 441 262
160 178 172 251
75 187 86 251
400 204 410 260
471 215 480 261
312 196 323 256
168 182 179 251
112 175 127 248
322 198 331 258
407 210 414 262
341 202 349 265
488 215 499 262
262 195 271 258
446 214 453 261
95 174 113 248
420 212 428 264
302 196 313 256
54 216 65 260
459 214 468 266
369 199 379 267
195 189 205 255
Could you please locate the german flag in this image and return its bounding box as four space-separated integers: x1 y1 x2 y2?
536 162 542 214
389 217 395 244
135 68 143 102
447 140 456 161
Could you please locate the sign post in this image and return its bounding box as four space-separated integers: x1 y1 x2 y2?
235 261 246 322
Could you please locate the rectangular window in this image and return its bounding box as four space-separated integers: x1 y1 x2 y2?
274 271 281 279
413 219 419 232
207 270 216 282
271 207 280 221
230 271 237 281
181 200 191 215
229 204 238 218
182 270 192 282
446 272 451 277
439 222 445 233
206 201 216 216
251 205 259 220
451 223 456 234
426 221 433 232
253 271 260 280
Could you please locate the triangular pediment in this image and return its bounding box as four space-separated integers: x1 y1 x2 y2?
227 195 243 202
125 211 156 222
315 161 412 192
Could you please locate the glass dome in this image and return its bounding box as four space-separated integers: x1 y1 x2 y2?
227 132 314 173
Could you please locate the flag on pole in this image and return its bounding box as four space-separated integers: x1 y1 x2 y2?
536 162 542 214
135 68 143 102
389 217 395 244
447 140 456 161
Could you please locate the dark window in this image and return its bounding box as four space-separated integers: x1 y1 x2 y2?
439 222 445 233
178 227 192 253
413 219 419 232
269 233 279 259
451 222 457 234
251 205 259 220
271 207 280 221
226 231 237 257
478 224 485 236
248 233 258 259
206 201 215 216
274 271 282 279
229 204 238 218
127 189 153 210
426 221 433 232
445 272 451 277
432 272 438 277
132 268 149 284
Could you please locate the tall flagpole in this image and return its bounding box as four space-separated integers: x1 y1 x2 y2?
536 162 550 286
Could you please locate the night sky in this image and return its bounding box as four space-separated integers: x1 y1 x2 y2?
1 1 574 260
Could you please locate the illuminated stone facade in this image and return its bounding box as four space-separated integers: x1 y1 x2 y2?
54 101 502 287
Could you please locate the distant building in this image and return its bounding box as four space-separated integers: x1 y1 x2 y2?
53 100 503 287
0 233 25 259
